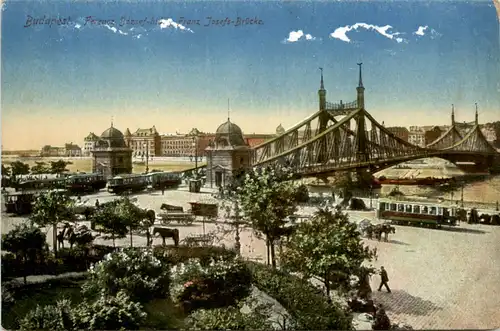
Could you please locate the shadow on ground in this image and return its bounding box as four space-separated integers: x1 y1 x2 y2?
372 289 443 316
387 239 410 246
441 227 488 235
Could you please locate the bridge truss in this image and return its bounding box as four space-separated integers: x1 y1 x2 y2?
250 106 499 177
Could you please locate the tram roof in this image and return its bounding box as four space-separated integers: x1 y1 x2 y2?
378 198 455 207
111 174 144 179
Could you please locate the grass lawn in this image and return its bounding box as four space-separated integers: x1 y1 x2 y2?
2 157 206 174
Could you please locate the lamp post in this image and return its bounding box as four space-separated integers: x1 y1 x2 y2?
143 141 149 174
232 200 241 255
192 135 198 177
460 184 464 208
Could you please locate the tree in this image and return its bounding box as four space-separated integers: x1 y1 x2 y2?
50 160 73 174
331 171 354 198
10 160 30 176
30 190 75 257
225 166 300 268
91 202 129 248
2 164 11 177
114 197 143 247
280 207 377 300
31 161 50 175
2 223 47 284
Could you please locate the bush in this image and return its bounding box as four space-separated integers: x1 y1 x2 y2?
74 291 147 330
170 256 252 313
184 305 274 330
82 247 170 303
247 261 353 330
153 245 236 266
19 298 75 331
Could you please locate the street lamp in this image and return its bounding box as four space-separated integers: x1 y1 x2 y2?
192 135 198 177
143 141 149 174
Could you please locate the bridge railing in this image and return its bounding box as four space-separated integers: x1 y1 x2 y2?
325 100 358 110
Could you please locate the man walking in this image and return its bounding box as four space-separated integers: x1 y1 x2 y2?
378 266 391 293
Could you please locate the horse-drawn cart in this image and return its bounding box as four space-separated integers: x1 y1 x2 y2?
157 204 195 225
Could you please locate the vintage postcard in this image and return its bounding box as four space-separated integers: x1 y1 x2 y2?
1 0 500 330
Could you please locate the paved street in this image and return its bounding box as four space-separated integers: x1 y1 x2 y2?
2 186 500 329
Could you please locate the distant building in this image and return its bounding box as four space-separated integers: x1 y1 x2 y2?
408 126 426 147
83 132 99 156
386 127 409 142
276 124 285 136
205 119 251 188
480 126 497 142
124 126 161 158
64 143 82 157
424 126 443 146
40 145 65 157
91 126 132 178
244 133 275 147
160 132 200 157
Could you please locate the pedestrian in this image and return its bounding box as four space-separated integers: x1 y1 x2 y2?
95 199 100 208
378 266 391 293
161 184 165 195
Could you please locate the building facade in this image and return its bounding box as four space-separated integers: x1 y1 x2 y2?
205 119 252 188
386 127 409 142
124 126 161 158
91 126 133 178
424 126 443 146
480 126 497 142
83 133 99 156
40 144 82 157
40 145 65 157
408 126 426 147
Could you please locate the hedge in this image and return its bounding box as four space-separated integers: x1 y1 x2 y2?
247 261 354 330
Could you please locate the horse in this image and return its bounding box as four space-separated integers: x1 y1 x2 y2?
152 226 179 247
56 222 73 249
372 224 395 242
66 225 98 249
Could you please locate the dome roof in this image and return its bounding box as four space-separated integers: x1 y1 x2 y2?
215 119 246 147
97 126 127 148
216 120 243 136
101 126 124 139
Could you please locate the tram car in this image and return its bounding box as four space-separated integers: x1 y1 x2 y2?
377 198 459 228
15 177 67 192
3 191 36 215
145 171 182 190
66 173 107 194
107 174 148 194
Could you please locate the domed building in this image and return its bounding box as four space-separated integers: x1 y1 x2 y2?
205 118 251 188
91 124 133 178
276 124 285 136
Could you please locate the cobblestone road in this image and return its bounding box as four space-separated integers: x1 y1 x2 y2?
2 186 500 329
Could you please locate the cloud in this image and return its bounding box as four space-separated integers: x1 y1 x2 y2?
158 18 194 33
414 25 428 36
283 30 316 43
104 24 128 35
414 25 441 39
330 23 405 43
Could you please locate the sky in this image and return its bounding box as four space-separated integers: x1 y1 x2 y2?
1 0 500 150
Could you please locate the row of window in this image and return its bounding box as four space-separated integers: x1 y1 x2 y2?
380 202 451 216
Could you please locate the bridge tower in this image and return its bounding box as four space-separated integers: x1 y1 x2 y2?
355 63 369 164
475 103 479 125
317 68 329 164
451 104 455 125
